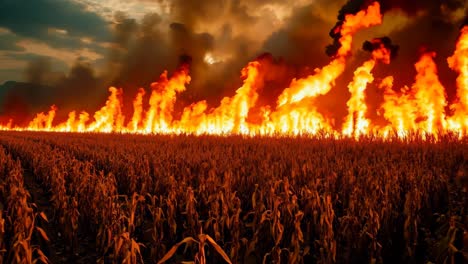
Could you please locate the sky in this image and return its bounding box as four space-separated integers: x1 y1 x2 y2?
0 0 314 83
0 0 157 82
0 0 466 120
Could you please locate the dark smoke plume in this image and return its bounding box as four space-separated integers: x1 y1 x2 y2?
362 37 399 59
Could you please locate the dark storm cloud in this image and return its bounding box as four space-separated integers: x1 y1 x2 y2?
119 0 274 102
51 60 105 113
0 0 111 49
106 12 182 89
0 0 114 120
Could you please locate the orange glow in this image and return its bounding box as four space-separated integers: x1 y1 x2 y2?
0 3 467 139
277 2 382 107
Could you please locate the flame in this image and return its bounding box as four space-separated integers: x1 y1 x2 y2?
28 105 57 131
0 3 467 139
265 1 383 136
342 60 374 137
143 65 190 133
342 43 392 138
128 88 145 133
447 26 468 136
175 61 262 135
379 52 448 137
87 87 125 133
277 2 382 107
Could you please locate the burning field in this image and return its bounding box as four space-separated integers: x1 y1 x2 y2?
0 2 467 138
0 0 467 264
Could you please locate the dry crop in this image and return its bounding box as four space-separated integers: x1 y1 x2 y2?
0 131 466 264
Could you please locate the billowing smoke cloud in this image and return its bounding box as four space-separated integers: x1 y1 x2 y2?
25 57 52 85
0 58 105 124
105 9 254 103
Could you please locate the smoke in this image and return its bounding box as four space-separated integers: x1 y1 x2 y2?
25 57 52 85
53 61 103 112
362 37 399 59
327 0 466 56
263 0 342 69
0 58 106 124
104 10 244 106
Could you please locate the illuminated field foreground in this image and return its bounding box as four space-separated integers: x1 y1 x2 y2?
0 130 466 263
1 2 468 139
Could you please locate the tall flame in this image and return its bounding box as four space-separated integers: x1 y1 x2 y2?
87 87 124 133
0 3 467 139
276 2 382 107
128 88 145 132
343 42 392 138
379 52 448 136
28 105 57 130
175 61 262 135
265 1 383 135
143 65 191 133
447 26 468 136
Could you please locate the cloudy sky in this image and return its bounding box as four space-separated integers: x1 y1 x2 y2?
0 0 316 83
0 0 466 120
0 0 158 81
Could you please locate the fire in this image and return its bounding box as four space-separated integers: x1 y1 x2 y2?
379 52 448 137
128 88 145 133
143 65 191 133
447 26 468 136
0 3 467 139
343 41 392 138
276 2 382 107
175 61 262 135
88 87 125 133
265 1 383 136
28 105 57 131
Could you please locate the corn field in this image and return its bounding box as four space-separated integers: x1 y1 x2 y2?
0 131 466 263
